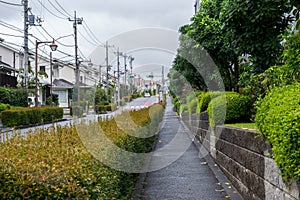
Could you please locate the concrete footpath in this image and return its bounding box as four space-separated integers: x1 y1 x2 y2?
133 98 243 200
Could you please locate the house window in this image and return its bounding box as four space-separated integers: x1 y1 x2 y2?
53 65 59 78
39 65 45 72
53 90 67 103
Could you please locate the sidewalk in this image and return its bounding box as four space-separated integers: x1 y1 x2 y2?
133 98 242 200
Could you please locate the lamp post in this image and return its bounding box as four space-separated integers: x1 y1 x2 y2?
35 39 57 107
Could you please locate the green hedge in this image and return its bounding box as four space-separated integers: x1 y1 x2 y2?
95 104 117 114
187 98 198 115
179 104 187 115
207 93 252 128
0 104 164 199
197 91 236 113
0 103 10 112
70 106 83 117
123 96 132 103
255 83 300 182
1 107 63 127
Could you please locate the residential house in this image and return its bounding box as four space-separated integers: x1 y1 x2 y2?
0 43 23 88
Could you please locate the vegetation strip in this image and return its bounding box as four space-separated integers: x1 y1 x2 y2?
0 104 164 199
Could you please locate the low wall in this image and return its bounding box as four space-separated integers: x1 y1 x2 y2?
181 112 300 200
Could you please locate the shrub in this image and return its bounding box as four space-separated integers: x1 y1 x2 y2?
118 99 125 106
70 106 83 117
188 98 198 115
0 103 10 112
255 83 300 182
208 93 252 128
95 105 107 114
0 87 28 107
105 103 117 112
123 96 132 103
197 91 236 113
1 107 63 127
179 104 187 115
173 98 181 113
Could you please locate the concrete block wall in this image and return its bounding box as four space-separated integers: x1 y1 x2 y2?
181 111 300 200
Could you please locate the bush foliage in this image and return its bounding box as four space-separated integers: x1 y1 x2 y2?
0 104 164 199
197 91 236 113
0 87 28 107
1 107 63 127
208 92 252 128
255 83 300 182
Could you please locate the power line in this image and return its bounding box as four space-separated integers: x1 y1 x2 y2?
78 30 98 47
40 26 74 47
83 21 105 46
78 47 88 60
0 20 23 33
54 0 72 17
0 32 23 38
36 0 68 19
0 0 22 6
46 0 69 18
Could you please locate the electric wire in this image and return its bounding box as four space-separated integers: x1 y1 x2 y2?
78 30 98 47
46 0 69 18
0 20 23 33
0 32 23 38
54 0 72 17
83 21 105 46
0 0 22 6
40 26 74 48
35 0 68 19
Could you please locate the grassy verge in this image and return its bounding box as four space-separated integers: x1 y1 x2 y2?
224 123 257 130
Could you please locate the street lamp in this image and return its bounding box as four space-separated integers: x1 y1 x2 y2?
35 39 58 107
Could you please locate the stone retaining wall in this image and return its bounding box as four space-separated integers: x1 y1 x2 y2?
181 112 300 200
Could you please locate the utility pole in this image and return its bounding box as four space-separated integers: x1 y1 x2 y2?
69 11 83 106
23 0 29 89
99 65 102 87
129 56 134 95
105 41 109 101
117 48 121 106
162 65 165 95
104 42 114 102
124 54 127 96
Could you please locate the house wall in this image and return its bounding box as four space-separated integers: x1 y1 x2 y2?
0 44 23 74
181 112 300 200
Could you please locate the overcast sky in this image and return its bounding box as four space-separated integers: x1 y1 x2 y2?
0 0 195 78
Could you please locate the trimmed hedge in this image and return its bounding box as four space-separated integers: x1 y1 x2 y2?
207 92 252 128
0 104 164 199
1 107 63 127
95 104 117 114
187 98 198 115
70 106 83 117
255 83 300 182
0 103 10 112
197 91 236 113
123 96 132 103
179 104 187 115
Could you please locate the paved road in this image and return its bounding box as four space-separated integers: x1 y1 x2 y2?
134 97 242 200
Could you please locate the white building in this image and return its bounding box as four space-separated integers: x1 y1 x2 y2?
0 42 102 107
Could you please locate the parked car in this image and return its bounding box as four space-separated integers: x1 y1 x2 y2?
144 92 151 97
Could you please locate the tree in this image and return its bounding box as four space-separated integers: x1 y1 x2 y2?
186 0 237 91
220 0 294 74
